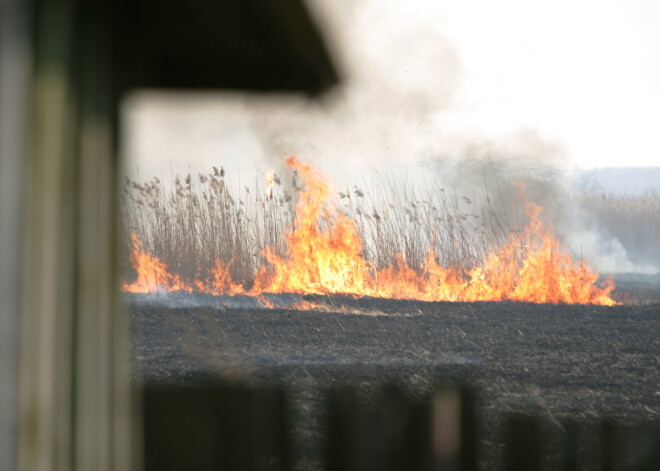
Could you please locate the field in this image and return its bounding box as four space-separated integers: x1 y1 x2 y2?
128 288 660 470
123 164 659 468
120 165 510 286
121 164 660 299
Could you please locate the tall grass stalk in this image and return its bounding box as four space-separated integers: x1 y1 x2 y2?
122 167 659 288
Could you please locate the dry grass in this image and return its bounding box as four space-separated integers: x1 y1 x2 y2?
121 166 660 287
120 168 512 287
337 176 510 271
121 167 296 286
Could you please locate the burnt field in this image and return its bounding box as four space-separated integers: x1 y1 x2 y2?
128 277 660 470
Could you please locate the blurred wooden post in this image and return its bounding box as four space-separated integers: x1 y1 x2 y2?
562 420 580 471
599 420 616 471
0 0 31 468
325 385 475 471
402 397 432 471
376 385 432 471
325 388 362 471
143 385 291 471
504 416 543 471
623 422 660 471
431 384 478 471
17 1 134 470
458 386 478 471
4 0 336 470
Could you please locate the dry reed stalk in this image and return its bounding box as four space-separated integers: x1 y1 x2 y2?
121 167 657 289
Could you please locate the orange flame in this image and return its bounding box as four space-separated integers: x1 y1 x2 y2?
265 170 276 199
122 234 193 294
123 157 617 306
253 157 372 295
195 260 246 296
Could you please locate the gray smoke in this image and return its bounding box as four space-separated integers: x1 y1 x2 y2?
246 0 462 181
123 292 310 310
422 131 658 274
121 0 658 275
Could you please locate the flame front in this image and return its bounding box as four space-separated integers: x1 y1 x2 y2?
265 170 276 199
123 157 617 306
122 234 193 293
254 157 372 295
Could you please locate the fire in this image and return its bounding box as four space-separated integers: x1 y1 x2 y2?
265 169 280 199
122 234 193 293
253 158 373 295
196 260 246 296
123 157 617 306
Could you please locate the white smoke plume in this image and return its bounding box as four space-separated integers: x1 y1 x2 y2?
122 0 659 275
422 131 658 274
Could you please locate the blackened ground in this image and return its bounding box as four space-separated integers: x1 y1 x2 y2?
128 286 659 470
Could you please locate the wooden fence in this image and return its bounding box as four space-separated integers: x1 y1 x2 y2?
143 383 659 471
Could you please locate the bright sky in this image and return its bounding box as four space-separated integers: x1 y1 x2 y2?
123 0 660 180
434 0 660 169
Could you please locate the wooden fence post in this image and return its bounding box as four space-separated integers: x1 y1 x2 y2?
143 384 291 471
504 415 543 471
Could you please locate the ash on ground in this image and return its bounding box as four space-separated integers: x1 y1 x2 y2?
127 282 659 470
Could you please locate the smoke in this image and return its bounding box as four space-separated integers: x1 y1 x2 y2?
123 292 310 310
261 0 657 275
422 131 659 274
122 0 658 275
424 129 569 221
249 0 462 180
561 229 658 275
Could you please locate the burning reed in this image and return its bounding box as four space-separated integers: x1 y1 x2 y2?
121 157 617 305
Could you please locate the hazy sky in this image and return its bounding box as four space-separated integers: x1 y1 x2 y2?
122 0 660 182
433 0 660 168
